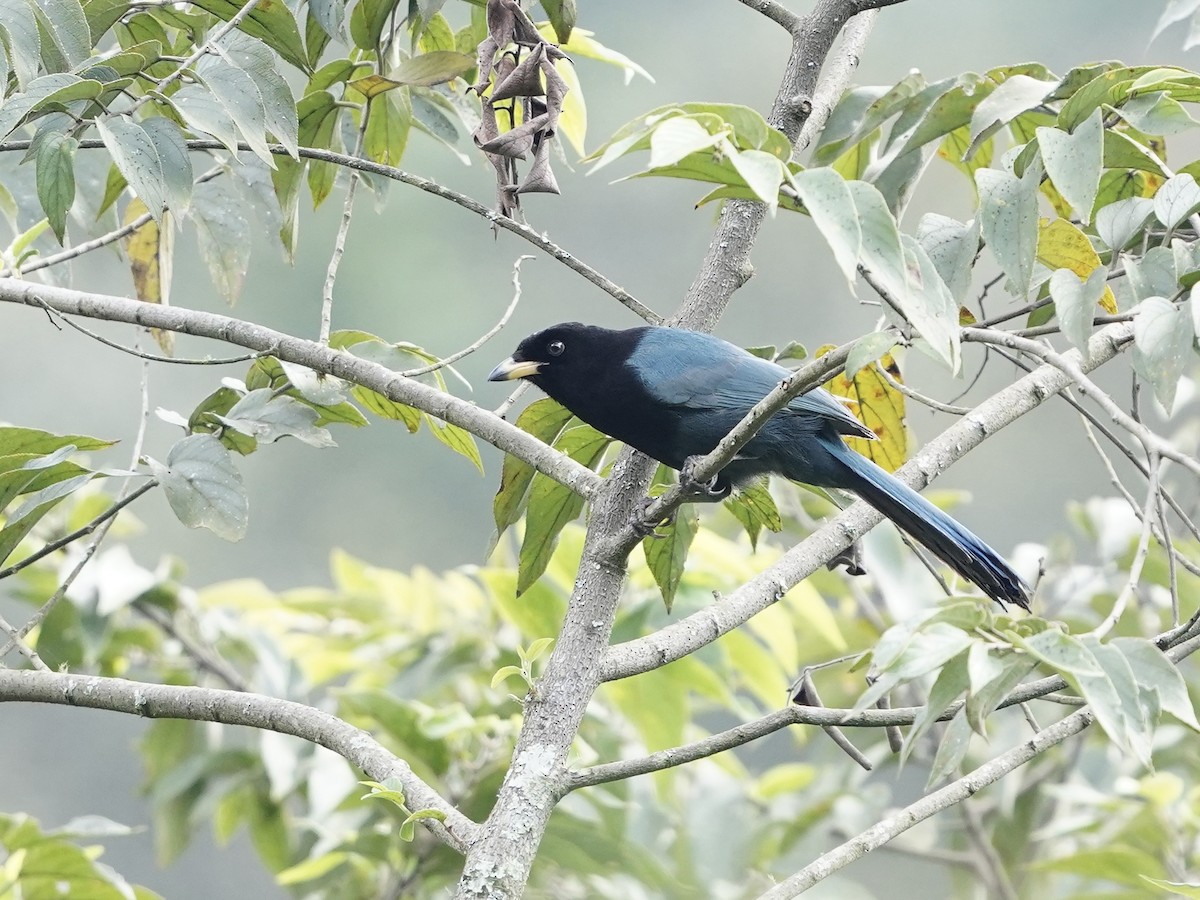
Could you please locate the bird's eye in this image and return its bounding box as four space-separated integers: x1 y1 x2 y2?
547 340 565 357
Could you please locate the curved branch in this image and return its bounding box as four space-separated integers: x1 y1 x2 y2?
0 139 661 326
0 669 478 852
601 321 1136 682
0 279 603 500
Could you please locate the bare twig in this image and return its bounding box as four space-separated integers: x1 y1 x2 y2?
133 601 252 692
736 0 800 30
1090 454 1162 638
0 610 48 669
33 298 272 365
400 256 531 378
802 670 873 770
0 480 158 581
320 116 369 344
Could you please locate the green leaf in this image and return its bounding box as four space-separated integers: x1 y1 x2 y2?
0 426 113 456
139 117 192 214
348 0 401 51
903 650 968 766
927 708 972 786
195 55 272 165
490 664 525 689
493 398 574 537
1048 266 1107 361
1036 108 1103 223
0 0 45 87
1113 637 1200 731
1131 295 1194 414
423 415 483 474
0 73 85 139
966 74 1057 158
32 0 91 69
642 497 697 611
172 82 243 155
216 389 337 448
387 50 474 87
977 165 1039 298
917 213 978 303
190 0 310 71
35 131 76 244
1153 172 1200 230
790 167 860 286
189 177 251 305
1095 197 1154 251
95 114 166 219
723 481 781 550
147 434 248 541
541 0 575 43
364 89 410 166
517 423 608 595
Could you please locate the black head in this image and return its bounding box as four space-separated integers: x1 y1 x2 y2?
488 323 640 393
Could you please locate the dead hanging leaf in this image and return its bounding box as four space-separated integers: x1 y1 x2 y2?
123 198 175 355
470 0 571 218
817 343 909 473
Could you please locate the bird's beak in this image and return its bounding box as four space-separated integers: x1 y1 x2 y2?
488 356 543 381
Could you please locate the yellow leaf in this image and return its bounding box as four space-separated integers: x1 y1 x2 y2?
817 344 909 473
349 74 402 98
1036 217 1118 313
555 58 586 156
122 198 174 355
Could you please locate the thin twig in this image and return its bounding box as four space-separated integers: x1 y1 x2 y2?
34 298 272 365
736 0 800 30
802 670 872 771
0 167 224 278
0 610 48 669
401 256 531 378
133 601 251 692
1091 454 1162 638
959 801 1019 900
0 480 158 581
320 116 369 344
138 0 264 104
876 360 971 415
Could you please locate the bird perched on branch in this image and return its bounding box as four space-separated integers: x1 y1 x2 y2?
489 323 1029 610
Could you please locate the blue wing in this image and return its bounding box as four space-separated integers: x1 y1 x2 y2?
629 329 873 438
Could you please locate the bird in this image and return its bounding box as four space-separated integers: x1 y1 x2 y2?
488 322 1030 610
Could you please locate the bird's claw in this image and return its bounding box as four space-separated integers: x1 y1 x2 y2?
680 456 729 501
631 496 674 538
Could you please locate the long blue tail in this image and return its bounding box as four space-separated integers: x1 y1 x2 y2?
828 443 1029 610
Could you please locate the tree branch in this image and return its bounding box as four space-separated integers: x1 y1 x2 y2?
0 279 603 500
601 321 1136 682
735 0 800 30
0 669 478 853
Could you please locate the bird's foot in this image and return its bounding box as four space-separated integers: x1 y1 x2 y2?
631 496 674 539
679 456 730 502
826 541 866 576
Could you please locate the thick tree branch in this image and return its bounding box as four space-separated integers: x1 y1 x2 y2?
601 321 1136 682
0 669 478 852
0 280 602 500
454 4 891 896
736 0 800 30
